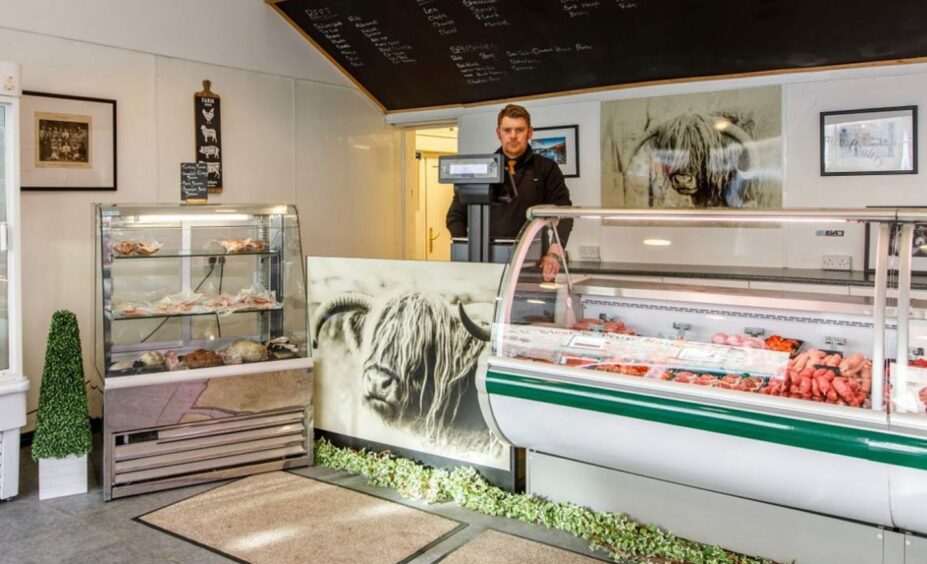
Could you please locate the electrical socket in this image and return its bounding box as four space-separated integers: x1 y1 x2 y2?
822 254 852 271
578 245 601 261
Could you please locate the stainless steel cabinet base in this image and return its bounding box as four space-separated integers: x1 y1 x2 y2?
103 366 312 501
528 450 924 564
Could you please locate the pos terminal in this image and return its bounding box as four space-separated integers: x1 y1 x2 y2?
439 153 519 263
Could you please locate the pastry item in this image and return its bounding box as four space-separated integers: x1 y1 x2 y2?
266 336 298 359
183 348 223 369
140 351 165 366
218 238 267 253
112 241 137 256
165 351 181 371
111 240 162 256
225 339 267 362
134 241 163 256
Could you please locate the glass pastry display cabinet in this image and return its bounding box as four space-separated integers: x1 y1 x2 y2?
94 204 312 500
475 208 927 563
0 61 26 501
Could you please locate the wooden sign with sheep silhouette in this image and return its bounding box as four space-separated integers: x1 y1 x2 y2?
194 80 222 193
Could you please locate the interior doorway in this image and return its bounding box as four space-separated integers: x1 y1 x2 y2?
404 125 458 261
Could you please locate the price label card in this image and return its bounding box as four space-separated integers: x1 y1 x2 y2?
568 334 606 350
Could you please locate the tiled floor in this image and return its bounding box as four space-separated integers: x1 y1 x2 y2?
0 436 612 563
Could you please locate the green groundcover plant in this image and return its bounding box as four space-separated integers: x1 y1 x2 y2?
316 438 777 564
31 310 92 460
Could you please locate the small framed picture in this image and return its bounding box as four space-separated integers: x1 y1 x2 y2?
21 91 117 190
821 106 917 176
530 125 579 177
863 221 927 275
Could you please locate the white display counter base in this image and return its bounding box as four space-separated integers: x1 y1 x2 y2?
528 450 927 564
0 375 28 500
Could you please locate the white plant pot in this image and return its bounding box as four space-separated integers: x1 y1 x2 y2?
38 454 88 500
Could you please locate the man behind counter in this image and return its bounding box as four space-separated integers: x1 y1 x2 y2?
446 104 573 280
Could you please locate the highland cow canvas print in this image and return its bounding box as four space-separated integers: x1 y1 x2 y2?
307 258 515 484
601 86 782 211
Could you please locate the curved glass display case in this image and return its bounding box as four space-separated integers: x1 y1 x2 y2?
476 207 927 562
94 204 312 500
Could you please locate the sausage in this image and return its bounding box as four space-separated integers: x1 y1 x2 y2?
799 376 812 395
791 352 810 372
832 378 854 403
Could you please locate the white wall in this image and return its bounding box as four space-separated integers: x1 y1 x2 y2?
1 3 399 429
408 64 927 270
0 0 349 86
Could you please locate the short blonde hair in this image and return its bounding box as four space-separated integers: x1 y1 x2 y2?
497 104 532 127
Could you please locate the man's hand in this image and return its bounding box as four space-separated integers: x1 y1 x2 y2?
540 243 564 281
540 255 560 281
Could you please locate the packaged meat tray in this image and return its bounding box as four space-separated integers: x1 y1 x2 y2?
893 363 927 415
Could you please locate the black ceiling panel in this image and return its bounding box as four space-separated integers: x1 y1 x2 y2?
273 0 927 111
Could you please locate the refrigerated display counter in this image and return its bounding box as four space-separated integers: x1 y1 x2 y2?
95 203 313 500
473 207 927 563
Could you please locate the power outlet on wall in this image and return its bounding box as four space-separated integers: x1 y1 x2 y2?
578 245 601 261
822 254 852 271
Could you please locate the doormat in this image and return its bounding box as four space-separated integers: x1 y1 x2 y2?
438 530 606 564
136 471 464 564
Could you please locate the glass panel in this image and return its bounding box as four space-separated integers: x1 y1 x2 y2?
0 104 9 371
96 204 306 378
497 215 883 414
891 222 927 429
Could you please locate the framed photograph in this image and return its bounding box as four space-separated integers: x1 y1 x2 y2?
863 221 927 275
21 91 116 190
821 106 917 176
600 86 782 210
530 125 579 177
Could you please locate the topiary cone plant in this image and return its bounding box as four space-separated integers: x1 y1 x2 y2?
31 310 91 499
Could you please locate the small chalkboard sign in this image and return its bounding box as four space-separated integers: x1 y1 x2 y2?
180 162 208 204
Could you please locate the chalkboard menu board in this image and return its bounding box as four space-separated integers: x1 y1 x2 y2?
272 0 927 111
180 162 208 203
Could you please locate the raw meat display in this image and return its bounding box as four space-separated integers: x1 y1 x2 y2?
764 335 803 356
662 370 765 392
711 332 765 348
758 349 871 407
217 238 267 253
114 285 282 318
594 364 651 377
571 318 636 335
110 240 163 256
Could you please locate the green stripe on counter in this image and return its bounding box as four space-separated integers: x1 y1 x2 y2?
486 371 927 471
